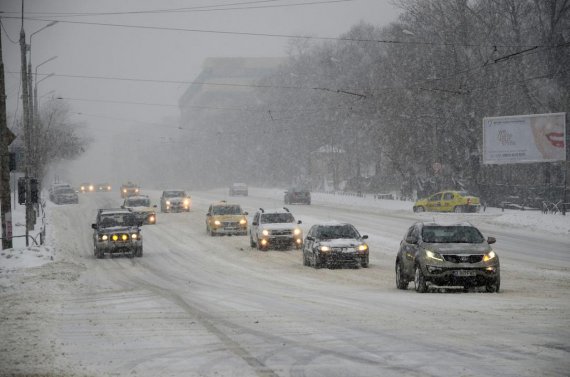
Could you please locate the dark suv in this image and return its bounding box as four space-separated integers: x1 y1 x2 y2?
284 187 311 205
395 222 500 293
92 209 143 258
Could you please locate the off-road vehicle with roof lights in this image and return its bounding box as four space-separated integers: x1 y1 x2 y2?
249 207 303 251
92 208 143 258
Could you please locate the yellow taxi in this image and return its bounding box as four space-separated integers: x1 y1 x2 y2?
413 190 481 213
206 201 248 236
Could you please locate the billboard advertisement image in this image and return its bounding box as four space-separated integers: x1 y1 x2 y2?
483 113 566 164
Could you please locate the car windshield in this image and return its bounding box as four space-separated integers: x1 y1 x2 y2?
99 213 137 228
261 213 294 223
421 226 485 243
316 225 359 239
212 205 241 215
125 198 150 207
164 191 185 198
58 188 76 194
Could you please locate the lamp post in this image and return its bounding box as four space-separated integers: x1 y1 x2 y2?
34 56 57 116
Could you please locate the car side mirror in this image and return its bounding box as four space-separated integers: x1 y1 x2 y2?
406 236 418 244
153 205 157 208
91 224 97 229
297 220 302 224
138 221 144 227
362 235 368 239
487 236 496 244
120 205 124 209
252 221 258 226
206 212 211 216
243 211 248 216
307 236 314 241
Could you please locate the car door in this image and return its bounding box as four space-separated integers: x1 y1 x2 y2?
441 191 454 212
427 193 442 212
400 225 420 277
303 226 316 256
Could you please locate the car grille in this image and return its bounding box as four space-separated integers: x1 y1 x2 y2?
443 254 483 263
271 229 292 236
223 221 239 227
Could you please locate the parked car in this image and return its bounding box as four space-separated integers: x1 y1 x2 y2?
49 184 78 204
96 183 112 192
92 208 143 258
302 222 369 268
160 190 191 213
122 195 157 225
120 182 139 198
80 182 95 193
413 190 480 213
249 207 303 251
284 187 311 205
206 201 248 236
394 221 500 293
229 183 248 196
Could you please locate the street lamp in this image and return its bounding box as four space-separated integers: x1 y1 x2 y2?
34 56 57 115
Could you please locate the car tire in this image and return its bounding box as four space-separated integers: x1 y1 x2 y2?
415 206 425 212
302 251 309 266
314 253 322 269
95 249 103 259
414 265 428 293
396 262 409 290
454 206 463 213
486 276 500 293
135 246 143 257
361 256 369 268
250 234 256 247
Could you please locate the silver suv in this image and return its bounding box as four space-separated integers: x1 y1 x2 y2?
249 208 303 251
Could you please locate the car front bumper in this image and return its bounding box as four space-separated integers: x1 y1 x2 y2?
95 240 142 253
320 251 368 267
258 235 303 249
424 264 499 286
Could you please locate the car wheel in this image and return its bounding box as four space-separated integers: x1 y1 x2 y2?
250 234 256 247
361 256 369 268
396 262 409 290
302 251 309 266
454 206 463 213
136 246 143 257
314 253 322 269
415 206 425 213
414 265 427 293
486 276 500 293
95 249 103 259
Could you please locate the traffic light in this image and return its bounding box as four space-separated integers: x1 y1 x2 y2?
18 177 26 205
30 178 39 204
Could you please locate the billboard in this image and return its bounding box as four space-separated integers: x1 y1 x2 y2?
483 113 566 164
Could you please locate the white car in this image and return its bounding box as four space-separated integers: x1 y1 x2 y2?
249 207 303 251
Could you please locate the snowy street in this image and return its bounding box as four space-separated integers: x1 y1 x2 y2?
1 188 569 376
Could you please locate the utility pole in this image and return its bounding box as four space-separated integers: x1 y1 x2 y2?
1 17 14 249
19 1 33 245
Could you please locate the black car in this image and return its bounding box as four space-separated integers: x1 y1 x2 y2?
284 187 311 205
395 222 500 293
302 222 369 268
92 209 143 258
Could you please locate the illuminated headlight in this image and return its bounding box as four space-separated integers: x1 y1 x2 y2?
214 220 222 226
135 189 139 193
131 233 138 239
166 200 171 205
107 186 111 190
239 218 247 225
293 228 302 236
260 239 268 246
426 250 444 262
123 189 127 193
296 238 302 244
89 185 94 191
149 215 155 223
183 199 190 205
262 229 270 236
112 234 119 241
120 234 128 241
483 250 496 262
357 244 369 252
101 234 108 241
319 245 331 252
80 186 85 190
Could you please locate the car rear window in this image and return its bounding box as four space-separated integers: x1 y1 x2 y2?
422 226 484 243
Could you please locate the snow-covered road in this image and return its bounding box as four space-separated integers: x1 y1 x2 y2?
1 188 569 376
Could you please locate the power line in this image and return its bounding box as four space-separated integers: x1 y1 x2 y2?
1 15 554 48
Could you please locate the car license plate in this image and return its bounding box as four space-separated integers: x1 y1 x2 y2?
454 270 476 277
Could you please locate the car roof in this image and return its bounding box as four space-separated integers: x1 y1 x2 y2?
258 207 292 214
416 221 475 227
312 221 352 227
98 208 132 215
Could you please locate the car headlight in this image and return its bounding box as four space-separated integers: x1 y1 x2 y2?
183 199 190 205
121 234 128 241
262 229 270 236
112 234 119 241
319 245 331 252
135 189 139 193
131 233 139 239
123 189 127 193
239 218 247 225
357 244 369 252
166 200 171 205
80 186 85 190
101 234 108 241
214 220 221 226
426 250 444 262
293 228 302 236
483 250 496 262
107 186 111 190
149 215 155 223
89 185 94 191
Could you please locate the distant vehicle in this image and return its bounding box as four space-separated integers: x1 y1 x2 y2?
80 182 95 193
284 187 311 205
120 182 139 198
229 183 248 196
395 221 500 293
206 201 248 236
122 195 157 225
302 222 369 268
160 190 191 213
96 183 112 192
249 207 303 251
413 190 480 213
49 184 78 204
91 208 143 258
